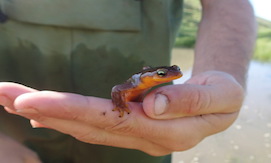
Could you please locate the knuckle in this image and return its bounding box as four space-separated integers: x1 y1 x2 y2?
167 137 200 152
157 131 201 152
232 84 245 108
183 88 210 115
225 79 245 112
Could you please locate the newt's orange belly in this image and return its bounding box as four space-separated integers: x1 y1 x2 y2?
124 88 148 102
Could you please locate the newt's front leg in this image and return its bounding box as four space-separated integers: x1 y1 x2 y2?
111 91 131 117
112 106 131 117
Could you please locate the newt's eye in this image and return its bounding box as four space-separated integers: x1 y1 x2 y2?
157 69 168 77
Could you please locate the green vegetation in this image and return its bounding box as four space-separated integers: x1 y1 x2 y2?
175 1 271 62
174 1 201 48
254 18 271 62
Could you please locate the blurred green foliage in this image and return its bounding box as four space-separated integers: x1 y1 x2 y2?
174 1 201 48
254 19 271 62
175 1 271 62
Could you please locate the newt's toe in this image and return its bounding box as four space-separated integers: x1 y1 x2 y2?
124 108 131 114
112 107 130 117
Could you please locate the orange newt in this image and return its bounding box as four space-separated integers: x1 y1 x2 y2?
111 65 183 117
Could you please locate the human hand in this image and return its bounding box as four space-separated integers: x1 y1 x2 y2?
0 133 41 163
0 71 244 156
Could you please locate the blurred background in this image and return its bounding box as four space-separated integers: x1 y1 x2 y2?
171 1 271 162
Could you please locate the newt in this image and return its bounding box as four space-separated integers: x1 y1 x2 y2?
111 65 183 117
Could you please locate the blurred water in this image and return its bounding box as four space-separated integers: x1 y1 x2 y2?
173 61 271 163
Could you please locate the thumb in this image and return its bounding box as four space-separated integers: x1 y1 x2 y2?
143 73 244 119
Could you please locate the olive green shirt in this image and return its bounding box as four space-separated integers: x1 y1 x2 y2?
0 0 183 162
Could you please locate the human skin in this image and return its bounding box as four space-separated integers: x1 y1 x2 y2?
0 133 41 163
0 0 256 158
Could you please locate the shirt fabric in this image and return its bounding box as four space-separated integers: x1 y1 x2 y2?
0 0 183 162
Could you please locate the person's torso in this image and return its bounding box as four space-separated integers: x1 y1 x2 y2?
0 0 183 162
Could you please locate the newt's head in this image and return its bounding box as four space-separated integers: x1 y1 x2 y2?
140 65 183 87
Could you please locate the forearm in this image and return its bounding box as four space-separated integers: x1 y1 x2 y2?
193 0 256 87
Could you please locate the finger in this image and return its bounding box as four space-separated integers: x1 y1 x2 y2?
143 71 244 119
0 82 37 109
13 91 128 128
27 108 237 153
28 117 171 156
13 90 238 152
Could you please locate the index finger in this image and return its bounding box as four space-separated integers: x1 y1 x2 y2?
13 90 237 151
0 82 37 110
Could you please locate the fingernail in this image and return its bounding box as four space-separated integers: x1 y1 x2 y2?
16 107 39 114
30 120 43 128
154 94 169 115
